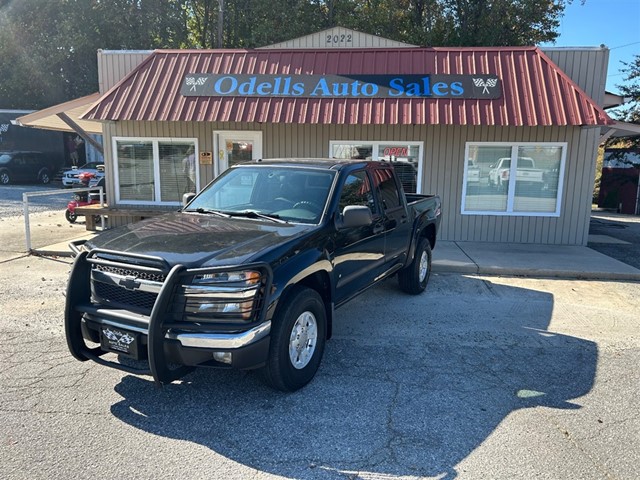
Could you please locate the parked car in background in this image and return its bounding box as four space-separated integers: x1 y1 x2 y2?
62 162 104 187
488 157 544 191
0 151 61 185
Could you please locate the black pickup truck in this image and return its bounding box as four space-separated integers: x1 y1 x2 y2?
65 159 441 391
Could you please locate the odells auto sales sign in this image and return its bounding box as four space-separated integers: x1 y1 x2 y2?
180 74 501 99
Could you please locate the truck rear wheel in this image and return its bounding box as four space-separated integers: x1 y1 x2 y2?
261 286 326 392
398 237 432 294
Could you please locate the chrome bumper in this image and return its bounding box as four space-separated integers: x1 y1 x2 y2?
166 321 271 349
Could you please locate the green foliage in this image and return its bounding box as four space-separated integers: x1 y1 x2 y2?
615 55 640 125
0 0 573 109
0 0 189 109
603 55 640 151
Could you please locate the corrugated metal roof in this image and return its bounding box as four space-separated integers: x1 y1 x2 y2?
83 47 613 126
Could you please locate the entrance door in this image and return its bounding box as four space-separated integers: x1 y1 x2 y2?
215 131 262 176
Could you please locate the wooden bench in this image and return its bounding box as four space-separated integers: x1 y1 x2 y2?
74 204 166 231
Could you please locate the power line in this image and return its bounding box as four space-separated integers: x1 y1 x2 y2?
610 41 640 50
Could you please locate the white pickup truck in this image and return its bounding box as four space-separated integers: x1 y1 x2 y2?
488 157 544 191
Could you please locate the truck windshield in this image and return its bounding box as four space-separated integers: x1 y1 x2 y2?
185 166 336 224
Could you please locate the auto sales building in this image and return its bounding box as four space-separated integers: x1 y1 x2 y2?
79 28 613 245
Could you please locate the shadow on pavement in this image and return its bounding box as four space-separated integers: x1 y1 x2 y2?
109 276 597 479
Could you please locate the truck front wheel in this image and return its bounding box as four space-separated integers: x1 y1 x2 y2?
398 237 432 294
261 286 327 392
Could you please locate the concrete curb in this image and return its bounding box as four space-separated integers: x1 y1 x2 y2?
431 264 640 281
431 240 640 281
31 249 75 258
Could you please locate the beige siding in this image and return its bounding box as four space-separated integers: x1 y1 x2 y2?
105 121 597 245
541 48 609 105
97 50 153 93
260 27 416 49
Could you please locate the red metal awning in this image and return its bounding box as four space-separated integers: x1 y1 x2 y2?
83 47 613 126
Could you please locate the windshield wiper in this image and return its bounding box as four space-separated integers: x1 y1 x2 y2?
185 207 230 217
221 210 288 224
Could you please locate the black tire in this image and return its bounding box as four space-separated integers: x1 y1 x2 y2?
39 168 51 184
0 169 10 185
261 286 327 392
398 237 432 295
65 209 77 223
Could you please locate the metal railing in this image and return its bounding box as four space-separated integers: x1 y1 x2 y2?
22 186 104 252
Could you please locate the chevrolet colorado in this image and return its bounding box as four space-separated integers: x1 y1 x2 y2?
65 159 441 391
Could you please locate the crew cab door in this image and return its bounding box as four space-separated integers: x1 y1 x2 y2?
333 170 386 306
371 167 412 270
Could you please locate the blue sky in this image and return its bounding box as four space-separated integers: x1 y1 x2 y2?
540 0 640 93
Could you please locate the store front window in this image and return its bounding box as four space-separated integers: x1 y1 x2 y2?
330 141 422 193
114 138 198 205
462 143 566 216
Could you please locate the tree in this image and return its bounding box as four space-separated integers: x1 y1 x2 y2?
0 0 575 109
0 0 188 109
311 0 572 47
184 0 328 49
615 55 640 126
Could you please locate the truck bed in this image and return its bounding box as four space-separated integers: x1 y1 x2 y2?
405 193 439 214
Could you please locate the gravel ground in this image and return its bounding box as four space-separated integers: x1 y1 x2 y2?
0 184 89 256
0 183 70 217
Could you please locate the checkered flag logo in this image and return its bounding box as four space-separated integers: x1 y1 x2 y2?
185 76 209 92
473 77 498 94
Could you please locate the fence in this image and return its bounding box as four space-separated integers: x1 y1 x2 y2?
22 186 104 253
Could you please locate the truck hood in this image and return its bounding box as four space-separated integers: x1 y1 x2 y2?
84 211 313 268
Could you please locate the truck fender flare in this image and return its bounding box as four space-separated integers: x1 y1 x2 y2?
406 212 437 267
270 250 334 340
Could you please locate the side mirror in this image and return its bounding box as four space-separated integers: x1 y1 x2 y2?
339 205 373 229
182 192 196 207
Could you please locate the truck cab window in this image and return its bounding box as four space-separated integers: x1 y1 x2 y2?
372 168 401 211
339 171 375 214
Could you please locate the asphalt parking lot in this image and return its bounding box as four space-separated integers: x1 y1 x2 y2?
589 211 640 270
1 184 639 479
1 254 639 479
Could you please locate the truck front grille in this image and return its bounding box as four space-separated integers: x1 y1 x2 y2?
87 252 169 316
94 281 158 313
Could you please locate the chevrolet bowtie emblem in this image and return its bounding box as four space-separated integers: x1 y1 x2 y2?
119 276 141 291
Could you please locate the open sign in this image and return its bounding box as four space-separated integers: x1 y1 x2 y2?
383 147 408 156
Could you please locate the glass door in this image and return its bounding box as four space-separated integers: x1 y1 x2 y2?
215 131 262 176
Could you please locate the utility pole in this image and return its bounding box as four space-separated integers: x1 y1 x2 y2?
217 0 224 48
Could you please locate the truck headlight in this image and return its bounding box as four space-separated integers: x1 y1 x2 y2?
180 270 263 322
